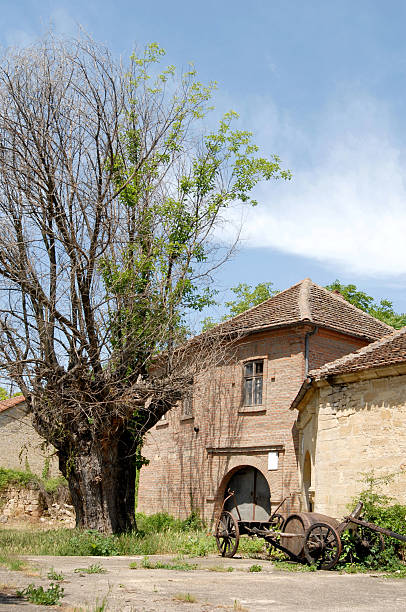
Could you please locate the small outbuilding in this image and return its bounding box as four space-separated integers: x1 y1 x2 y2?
0 395 59 477
293 327 406 518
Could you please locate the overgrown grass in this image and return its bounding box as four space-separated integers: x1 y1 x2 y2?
130 557 198 570
0 553 25 571
0 466 67 494
0 511 265 558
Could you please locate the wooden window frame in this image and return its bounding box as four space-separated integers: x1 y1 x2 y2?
242 358 264 406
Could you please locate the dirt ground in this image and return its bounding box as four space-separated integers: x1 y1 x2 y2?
1 554 406 611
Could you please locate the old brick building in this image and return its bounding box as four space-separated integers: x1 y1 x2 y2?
137 279 392 522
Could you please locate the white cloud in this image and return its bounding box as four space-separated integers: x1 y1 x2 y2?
222 90 406 279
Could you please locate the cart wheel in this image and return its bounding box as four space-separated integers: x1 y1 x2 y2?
355 526 385 558
304 522 342 570
215 511 240 558
269 513 285 530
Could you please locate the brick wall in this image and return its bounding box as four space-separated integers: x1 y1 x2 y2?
138 325 367 523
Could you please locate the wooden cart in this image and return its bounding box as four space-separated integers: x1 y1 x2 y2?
214 492 406 570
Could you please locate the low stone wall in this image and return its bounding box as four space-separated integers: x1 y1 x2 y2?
0 483 75 527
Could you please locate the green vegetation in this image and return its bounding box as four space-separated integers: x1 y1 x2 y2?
0 466 67 494
273 560 316 572
74 563 107 574
0 553 25 571
202 282 279 330
0 511 264 558
248 563 262 572
325 280 406 329
133 557 198 570
336 471 406 575
203 279 406 332
17 582 64 605
173 592 197 603
47 568 65 581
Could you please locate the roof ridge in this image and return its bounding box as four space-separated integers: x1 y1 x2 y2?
298 278 312 321
310 326 406 379
214 278 306 328
312 283 394 331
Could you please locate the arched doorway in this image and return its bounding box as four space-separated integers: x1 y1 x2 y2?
303 451 312 511
224 466 271 521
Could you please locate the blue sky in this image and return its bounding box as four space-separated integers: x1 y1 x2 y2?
2 1 406 314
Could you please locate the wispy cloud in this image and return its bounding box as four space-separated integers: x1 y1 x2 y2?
222 89 406 280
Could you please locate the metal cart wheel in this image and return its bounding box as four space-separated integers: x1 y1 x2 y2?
304 522 342 570
215 511 240 558
355 526 385 557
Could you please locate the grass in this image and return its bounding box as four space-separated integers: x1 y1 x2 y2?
0 554 25 571
173 592 197 603
47 568 65 581
273 560 317 572
207 565 234 572
0 520 265 558
74 563 107 574
130 557 198 570
248 564 262 572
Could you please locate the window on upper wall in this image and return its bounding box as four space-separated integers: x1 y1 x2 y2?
243 359 264 406
182 389 193 418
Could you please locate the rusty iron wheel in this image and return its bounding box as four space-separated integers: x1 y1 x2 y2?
215 511 240 558
303 522 342 570
355 526 385 558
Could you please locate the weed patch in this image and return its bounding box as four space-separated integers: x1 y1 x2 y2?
74 563 106 574
47 568 64 581
138 556 197 570
248 564 262 572
17 582 64 605
173 592 197 603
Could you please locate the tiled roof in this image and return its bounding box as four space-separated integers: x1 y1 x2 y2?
310 327 406 379
215 278 393 341
0 395 26 414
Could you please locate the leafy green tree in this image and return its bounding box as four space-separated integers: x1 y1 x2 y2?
326 281 406 329
0 37 290 533
201 281 278 330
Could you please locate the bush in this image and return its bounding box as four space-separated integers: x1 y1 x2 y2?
338 471 406 573
135 510 205 534
0 467 37 490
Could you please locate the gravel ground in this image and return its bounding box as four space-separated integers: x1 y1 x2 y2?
1 554 406 611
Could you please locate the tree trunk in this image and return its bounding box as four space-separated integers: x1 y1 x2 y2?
59 430 137 533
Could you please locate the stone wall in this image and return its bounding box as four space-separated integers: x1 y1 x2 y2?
297 370 406 519
138 325 366 522
0 404 60 477
0 483 75 526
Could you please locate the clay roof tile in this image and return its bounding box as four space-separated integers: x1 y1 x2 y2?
309 326 406 379
214 278 393 341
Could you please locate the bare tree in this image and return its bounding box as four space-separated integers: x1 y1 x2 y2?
0 36 290 532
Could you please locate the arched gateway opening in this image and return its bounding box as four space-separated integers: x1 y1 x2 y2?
223 466 271 521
